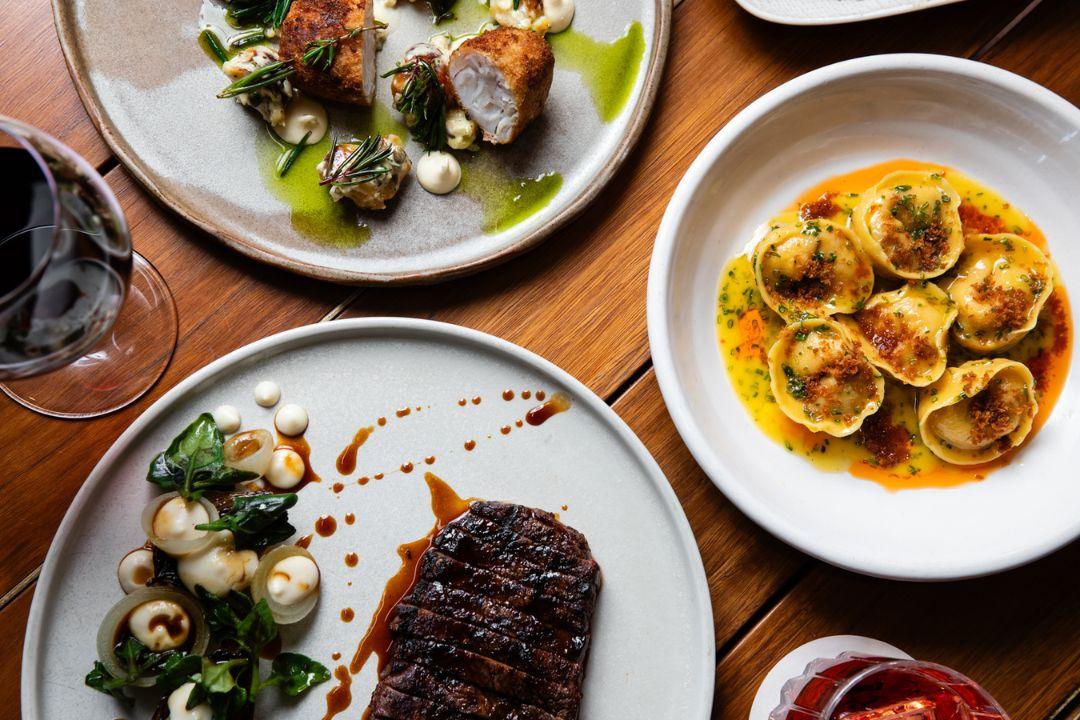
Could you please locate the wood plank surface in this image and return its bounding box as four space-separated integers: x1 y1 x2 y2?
0 0 110 167
2 0 1079 718
714 543 1080 720
338 0 1032 400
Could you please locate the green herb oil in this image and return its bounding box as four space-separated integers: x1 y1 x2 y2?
459 154 563 234
548 21 646 123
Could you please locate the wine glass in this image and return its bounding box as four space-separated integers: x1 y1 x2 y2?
0 115 178 418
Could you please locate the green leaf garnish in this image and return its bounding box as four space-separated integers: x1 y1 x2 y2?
146 413 257 500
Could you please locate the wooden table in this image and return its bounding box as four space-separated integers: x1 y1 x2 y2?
2 0 1078 717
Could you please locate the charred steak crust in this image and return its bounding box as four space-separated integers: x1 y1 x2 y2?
367 503 601 720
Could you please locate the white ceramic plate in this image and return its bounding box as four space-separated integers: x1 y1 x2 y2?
21 318 713 719
53 0 669 284
733 0 964 25
648 54 1080 580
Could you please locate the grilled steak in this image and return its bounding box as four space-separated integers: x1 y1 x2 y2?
367 502 601 720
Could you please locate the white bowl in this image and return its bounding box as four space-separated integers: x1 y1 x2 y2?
647 54 1080 580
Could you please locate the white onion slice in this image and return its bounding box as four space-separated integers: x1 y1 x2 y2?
96 588 209 688
224 429 274 476
140 492 219 557
251 545 320 624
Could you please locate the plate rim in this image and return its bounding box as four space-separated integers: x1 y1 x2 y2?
732 0 964 26
20 317 715 719
646 52 1080 581
51 1 672 286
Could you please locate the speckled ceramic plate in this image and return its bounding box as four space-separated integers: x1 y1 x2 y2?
52 1 668 284
21 318 713 720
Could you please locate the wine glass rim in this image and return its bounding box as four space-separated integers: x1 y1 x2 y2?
0 116 62 307
822 658 1009 719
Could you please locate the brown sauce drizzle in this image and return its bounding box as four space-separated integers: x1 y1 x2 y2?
315 515 337 538
336 426 374 476
521 390 532 399
471 396 482 405
350 474 474 678
296 534 313 549
148 613 188 641
401 462 414 474
502 389 515 401
331 651 341 661
344 513 355 525
457 398 467 407
374 472 384 480
395 407 411 418
525 391 572 426
259 634 282 660
345 552 359 567
464 440 476 451
536 390 546 401
424 456 436 465
377 417 387 427
515 420 523 428
500 425 512 435
332 482 344 494
358 476 370 486
340 608 355 622
321 665 352 720
275 433 321 488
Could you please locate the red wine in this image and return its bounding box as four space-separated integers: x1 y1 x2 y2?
0 143 131 377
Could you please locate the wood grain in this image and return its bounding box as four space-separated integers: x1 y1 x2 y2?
612 369 809 647
714 543 1080 720
981 0 1080 102
0 168 347 593
0 587 33 716
338 0 1038 401
0 0 110 167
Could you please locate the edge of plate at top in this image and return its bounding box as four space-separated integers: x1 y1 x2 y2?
20 317 714 720
733 0 964 26
647 53 1080 581
51 1 671 286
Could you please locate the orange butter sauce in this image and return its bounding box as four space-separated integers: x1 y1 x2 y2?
717 159 1072 490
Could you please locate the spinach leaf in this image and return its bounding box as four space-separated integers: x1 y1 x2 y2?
265 653 331 696
235 598 278 655
85 637 185 704
196 493 297 551
155 653 202 693
85 661 132 705
195 588 278 654
147 413 256 500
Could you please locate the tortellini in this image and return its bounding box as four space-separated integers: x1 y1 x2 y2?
947 233 1053 353
840 282 957 387
752 220 875 321
917 359 1037 465
852 171 964 279
768 318 885 437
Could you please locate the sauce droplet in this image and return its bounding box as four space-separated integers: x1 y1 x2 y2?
457 398 467 407
377 417 387 427
396 407 411 418
345 552 359 567
464 440 476 451
296 534 313 549
401 462 414 474
526 392 572 426
332 482 345 494
344 513 355 525
471 396 482 405
336 426 374 476
275 434 321 488
424 456 436 465
315 515 337 538
358 476 369 485
502 389 515 401
561 504 569 511
341 608 355 622
331 652 341 661
521 390 532 399
321 664 352 720
500 425 511 435
536 390 547 401
350 474 475 676
515 420 523 428
374 472 385 480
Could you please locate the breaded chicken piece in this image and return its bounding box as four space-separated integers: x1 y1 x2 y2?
449 27 554 145
279 0 376 106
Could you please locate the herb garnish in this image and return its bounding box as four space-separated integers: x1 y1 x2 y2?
217 60 295 98
228 0 293 29
146 413 257 501
276 131 311 177
429 0 456 22
301 23 386 71
196 493 298 550
321 135 395 187
382 58 448 150
85 637 187 705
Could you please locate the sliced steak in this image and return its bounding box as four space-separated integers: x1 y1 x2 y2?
365 503 600 720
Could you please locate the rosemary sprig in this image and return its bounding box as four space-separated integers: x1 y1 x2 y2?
382 59 447 151
229 28 267 48
429 0 456 23
276 131 311 177
301 22 387 71
320 136 394 187
200 29 230 64
218 59 295 98
228 0 293 28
